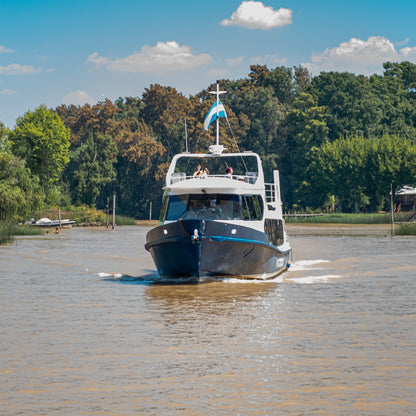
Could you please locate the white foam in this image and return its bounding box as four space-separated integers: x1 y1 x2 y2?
97 272 122 278
221 275 284 284
288 259 330 272
286 274 342 284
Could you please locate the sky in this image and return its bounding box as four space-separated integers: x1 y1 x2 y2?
1 0 416 128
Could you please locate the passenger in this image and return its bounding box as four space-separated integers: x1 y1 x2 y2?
201 166 209 178
193 164 204 177
225 166 233 178
193 163 209 178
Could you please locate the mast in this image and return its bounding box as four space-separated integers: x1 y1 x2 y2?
209 81 226 146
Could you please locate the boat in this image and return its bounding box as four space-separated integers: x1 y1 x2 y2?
145 83 291 281
30 218 76 228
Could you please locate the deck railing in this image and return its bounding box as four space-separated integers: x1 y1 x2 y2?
170 173 258 185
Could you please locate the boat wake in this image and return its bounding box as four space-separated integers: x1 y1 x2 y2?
286 275 342 284
285 259 342 284
217 275 284 284
288 259 330 271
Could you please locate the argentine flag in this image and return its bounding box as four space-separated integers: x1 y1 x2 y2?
204 100 227 131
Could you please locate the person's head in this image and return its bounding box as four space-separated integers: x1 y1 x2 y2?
226 166 233 174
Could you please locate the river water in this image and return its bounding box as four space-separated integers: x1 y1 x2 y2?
1 224 415 415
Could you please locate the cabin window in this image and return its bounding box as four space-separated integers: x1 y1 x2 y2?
165 195 188 221
161 193 263 221
242 195 264 220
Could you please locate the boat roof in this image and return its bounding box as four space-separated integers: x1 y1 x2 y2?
165 151 265 190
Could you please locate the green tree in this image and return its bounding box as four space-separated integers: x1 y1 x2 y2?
366 135 416 210
286 92 329 206
231 86 286 180
66 134 118 206
309 137 370 212
140 84 192 158
56 100 121 145
9 105 70 187
0 122 10 152
115 123 166 218
310 72 382 140
0 151 44 219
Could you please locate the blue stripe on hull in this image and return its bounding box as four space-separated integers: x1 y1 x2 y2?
145 220 290 280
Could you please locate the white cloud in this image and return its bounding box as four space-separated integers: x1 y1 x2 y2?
209 68 230 77
0 63 41 75
395 38 410 47
221 1 292 30
88 41 212 73
0 45 14 53
252 54 288 66
304 36 416 75
0 89 17 95
226 56 245 67
62 90 96 106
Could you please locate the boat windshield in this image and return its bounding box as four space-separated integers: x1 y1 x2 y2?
160 193 264 221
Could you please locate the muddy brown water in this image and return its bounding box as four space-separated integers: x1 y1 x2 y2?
1 224 415 415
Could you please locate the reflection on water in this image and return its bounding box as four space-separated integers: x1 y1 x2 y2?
1 225 416 415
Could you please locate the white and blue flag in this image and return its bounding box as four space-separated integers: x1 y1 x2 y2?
204 100 227 131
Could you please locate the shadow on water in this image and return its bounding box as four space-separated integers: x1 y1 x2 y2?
99 271 284 286
100 271 207 285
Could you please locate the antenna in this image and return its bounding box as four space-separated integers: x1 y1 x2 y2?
185 118 188 153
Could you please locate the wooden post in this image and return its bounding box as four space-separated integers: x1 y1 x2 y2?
58 206 61 229
112 194 116 230
390 183 395 236
149 201 152 221
106 197 109 228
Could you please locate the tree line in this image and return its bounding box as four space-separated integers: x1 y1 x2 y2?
1 61 416 220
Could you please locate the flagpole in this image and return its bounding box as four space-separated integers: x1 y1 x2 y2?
206 81 227 153
216 82 220 146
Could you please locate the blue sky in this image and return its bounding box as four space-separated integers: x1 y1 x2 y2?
1 0 416 128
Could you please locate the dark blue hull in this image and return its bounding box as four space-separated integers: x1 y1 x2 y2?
145 219 290 280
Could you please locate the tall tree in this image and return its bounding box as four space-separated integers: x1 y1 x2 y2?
0 152 43 219
140 84 191 157
286 92 328 206
9 105 70 187
309 137 370 212
310 72 382 140
115 122 166 218
65 133 118 206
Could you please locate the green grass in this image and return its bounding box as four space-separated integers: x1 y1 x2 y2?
33 206 136 226
285 212 411 224
395 222 416 235
0 221 43 245
115 215 136 226
0 221 14 245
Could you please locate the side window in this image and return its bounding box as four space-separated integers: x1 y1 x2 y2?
253 195 264 219
242 195 263 220
166 195 188 220
159 194 169 222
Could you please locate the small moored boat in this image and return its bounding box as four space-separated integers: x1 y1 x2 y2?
31 218 76 228
145 83 291 281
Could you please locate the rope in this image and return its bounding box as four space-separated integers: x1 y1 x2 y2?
226 117 248 172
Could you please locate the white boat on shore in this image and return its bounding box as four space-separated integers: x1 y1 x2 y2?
145 82 291 281
30 218 76 228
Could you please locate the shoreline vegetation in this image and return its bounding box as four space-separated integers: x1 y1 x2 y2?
2 212 415 246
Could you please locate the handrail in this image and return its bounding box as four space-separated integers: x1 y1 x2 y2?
170 173 258 185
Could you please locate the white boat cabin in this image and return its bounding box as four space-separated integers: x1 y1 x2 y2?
159 152 284 240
